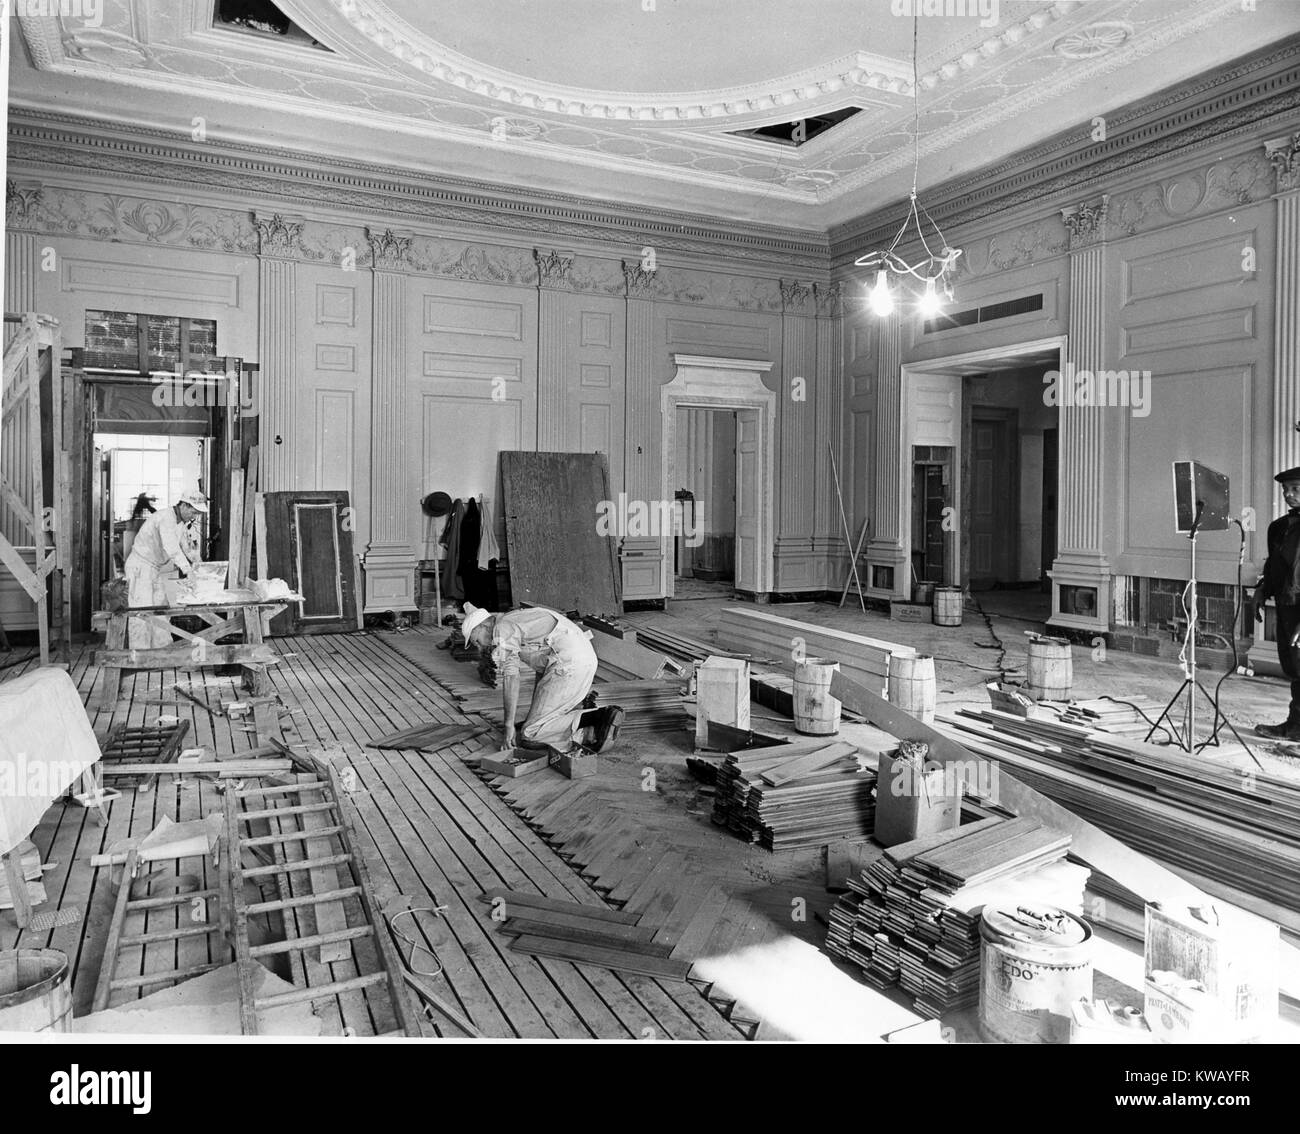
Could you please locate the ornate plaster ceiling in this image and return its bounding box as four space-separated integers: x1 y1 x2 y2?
8 0 1300 229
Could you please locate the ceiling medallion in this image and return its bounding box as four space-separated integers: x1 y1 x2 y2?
488 116 547 142
1052 22 1132 60
781 169 837 190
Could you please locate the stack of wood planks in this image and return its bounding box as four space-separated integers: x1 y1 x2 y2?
1059 697 1158 737
935 707 1300 922
825 817 1082 1017
633 621 769 665
711 739 877 850
715 607 914 697
483 888 692 982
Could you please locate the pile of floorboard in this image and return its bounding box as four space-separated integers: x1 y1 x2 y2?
1059 697 1157 737
631 622 749 665
711 739 876 850
446 673 686 735
825 817 1082 1017
482 889 691 982
935 707 1300 919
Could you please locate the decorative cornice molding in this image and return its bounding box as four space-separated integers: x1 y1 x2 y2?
367 226 415 271
1265 131 1300 193
829 39 1300 263
5 178 43 226
6 115 831 270
253 212 305 258
780 279 813 315
1061 195 1109 249
534 248 574 290
814 281 842 319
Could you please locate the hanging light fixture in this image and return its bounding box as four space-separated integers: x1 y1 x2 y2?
854 14 961 317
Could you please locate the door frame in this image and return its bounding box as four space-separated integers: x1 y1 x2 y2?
661 355 775 597
897 335 1066 599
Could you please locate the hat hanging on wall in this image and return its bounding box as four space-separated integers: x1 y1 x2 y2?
421 491 453 517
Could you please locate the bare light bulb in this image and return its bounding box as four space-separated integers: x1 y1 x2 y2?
917 277 942 318
869 270 894 316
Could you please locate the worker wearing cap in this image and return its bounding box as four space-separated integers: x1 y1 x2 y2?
460 603 624 755
124 492 209 649
1255 467 1300 740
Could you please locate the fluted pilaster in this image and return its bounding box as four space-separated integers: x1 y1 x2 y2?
1267 134 1300 495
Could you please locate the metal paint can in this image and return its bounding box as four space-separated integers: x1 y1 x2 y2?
979 904 1093 1044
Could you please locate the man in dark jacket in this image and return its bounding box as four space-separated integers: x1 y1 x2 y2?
1255 466 1300 739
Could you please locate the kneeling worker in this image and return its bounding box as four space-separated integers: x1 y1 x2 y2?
460 603 624 755
124 491 209 649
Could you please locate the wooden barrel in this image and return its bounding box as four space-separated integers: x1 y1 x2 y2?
1027 636 1073 701
887 654 936 723
912 582 935 606
932 586 964 626
793 658 841 735
980 905 1093 1044
0 949 72 1033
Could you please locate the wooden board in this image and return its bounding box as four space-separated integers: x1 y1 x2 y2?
263 491 358 636
237 446 259 586
500 452 621 616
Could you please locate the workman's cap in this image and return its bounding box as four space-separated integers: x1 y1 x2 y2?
460 603 490 638
1275 467 1300 485
179 492 210 514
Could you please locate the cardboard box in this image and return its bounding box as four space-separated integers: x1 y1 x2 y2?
695 656 750 748
1143 902 1278 1043
549 748 597 780
477 749 551 778
873 747 961 847
890 601 931 624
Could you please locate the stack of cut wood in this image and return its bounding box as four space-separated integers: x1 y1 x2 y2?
711 739 876 850
715 607 914 697
936 707 1300 920
825 818 1082 1017
1059 697 1156 737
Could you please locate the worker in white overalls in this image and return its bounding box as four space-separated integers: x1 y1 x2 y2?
461 603 625 755
123 492 209 649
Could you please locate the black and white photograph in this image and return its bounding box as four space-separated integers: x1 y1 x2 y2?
0 0 1298 1097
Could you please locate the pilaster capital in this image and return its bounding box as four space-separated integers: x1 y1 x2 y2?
622 260 657 299
5 179 43 227
1060 195 1110 250
253 212 306 258
813 281 843 319
780 279 813 315
366 227 415 271
1265 131 1300 194
534 248 575 290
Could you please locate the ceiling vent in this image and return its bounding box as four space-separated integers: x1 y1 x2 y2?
922 292 1044 334
214 0 331 50
728 107 861 148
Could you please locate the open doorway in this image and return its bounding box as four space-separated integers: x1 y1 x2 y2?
674 406 737 599
960 366 1057 621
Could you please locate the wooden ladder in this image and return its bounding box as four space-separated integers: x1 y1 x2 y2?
223 764 420 1036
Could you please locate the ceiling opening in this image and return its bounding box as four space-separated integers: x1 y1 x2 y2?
213 0 332 51
727 107 862 148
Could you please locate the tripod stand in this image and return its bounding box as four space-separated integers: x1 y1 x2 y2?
1144 510 1258 761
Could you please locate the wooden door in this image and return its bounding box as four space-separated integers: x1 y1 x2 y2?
1041 427 1058 585
264 491 357 635
969 408 1018 589
734 410 761 593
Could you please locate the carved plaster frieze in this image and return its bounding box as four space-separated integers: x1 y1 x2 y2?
568 257 627 297
1061 196 1110 249
534 248 575 289
953 217 1069 280
1265 131 1300 193
410 239 536 285
814 281 842 319
780 279 813 315
366 226 415 271
5 179 44 227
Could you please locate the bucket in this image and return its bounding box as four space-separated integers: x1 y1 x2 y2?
1027 636 1073 701
0 949 73 1033
979 905 1093 1044
887 654 936 724
933 586 964 626
912 582 935 606
793 658 841 736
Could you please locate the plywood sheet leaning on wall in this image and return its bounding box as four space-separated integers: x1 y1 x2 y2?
263 491 357 635
500 452 621 616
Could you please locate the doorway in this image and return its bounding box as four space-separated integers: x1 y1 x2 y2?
674 407 737 595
